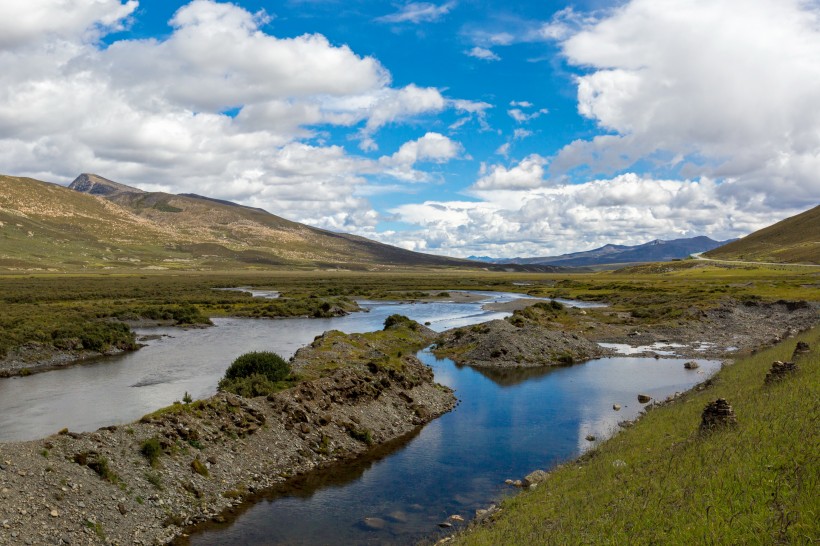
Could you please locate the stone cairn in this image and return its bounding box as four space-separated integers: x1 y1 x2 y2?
699 398 737 431
792 341 810 359
765 360 799 384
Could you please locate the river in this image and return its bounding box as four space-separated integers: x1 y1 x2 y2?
0 291 719 545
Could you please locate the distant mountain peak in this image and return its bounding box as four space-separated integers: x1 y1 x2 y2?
69 173 145 197
475 236 731 267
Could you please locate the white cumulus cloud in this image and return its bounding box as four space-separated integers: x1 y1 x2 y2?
384 168 807 258
0 0 478 232
0 0 137 48
550 0 820 210
377 2 456 24
465 46 500 61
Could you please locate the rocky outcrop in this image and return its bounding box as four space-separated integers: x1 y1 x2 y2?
434 320 611 369
0 357 454 545
68 173 145 197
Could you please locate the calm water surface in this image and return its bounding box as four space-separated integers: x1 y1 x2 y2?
185 349 719 546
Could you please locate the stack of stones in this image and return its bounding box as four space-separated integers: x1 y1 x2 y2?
699 398 737 431
765 360 799 384
792 341 810 358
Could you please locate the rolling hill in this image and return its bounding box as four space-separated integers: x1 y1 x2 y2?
704 205 820 264
471 236 732 267
0 173 506 271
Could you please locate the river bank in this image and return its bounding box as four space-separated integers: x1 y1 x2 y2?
0 346 454 545
447 328 819 545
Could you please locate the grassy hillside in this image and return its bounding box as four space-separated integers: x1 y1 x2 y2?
0 174 478 271
705 205 820 264
455 328 819 545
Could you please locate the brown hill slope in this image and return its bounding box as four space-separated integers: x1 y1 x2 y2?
0 173 494 271
705 205 820 264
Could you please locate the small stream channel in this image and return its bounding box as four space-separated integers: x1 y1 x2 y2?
0 291 720 545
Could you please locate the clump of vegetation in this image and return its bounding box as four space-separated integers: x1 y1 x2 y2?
144 471 163 490
74 452 120 484
217 351 294 397
84 520 106 541
191 457 209 477
349 428 374 445
383 314 417 330
140 437 163 467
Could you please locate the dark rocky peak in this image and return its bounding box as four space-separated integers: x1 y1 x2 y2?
68 173 145 196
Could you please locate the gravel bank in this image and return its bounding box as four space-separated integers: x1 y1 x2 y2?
0 357 454 545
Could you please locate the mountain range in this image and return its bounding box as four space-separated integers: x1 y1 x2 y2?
470 236 733 267
1 173 493 271
1 172 815 271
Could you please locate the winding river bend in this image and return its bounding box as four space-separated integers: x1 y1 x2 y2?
0 291 719 545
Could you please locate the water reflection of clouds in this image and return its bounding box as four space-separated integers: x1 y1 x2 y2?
573 357 721 452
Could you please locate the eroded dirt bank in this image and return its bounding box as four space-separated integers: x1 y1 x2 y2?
0 355 454 545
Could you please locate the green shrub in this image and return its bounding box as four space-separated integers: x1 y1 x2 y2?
223 351 290 382
349 428 374 445
384 314 410 329
140 437 163 467
191 457 209 477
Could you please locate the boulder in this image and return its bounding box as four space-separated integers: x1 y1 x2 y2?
612 404 621 411
637 394 652 403
683 361 699 369
522 469 548 487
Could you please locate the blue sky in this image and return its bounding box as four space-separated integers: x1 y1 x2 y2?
1 0 819 257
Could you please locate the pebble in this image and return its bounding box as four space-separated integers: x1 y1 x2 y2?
50 510 59 517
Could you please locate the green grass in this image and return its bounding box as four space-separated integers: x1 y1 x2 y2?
705 205 820 264
140 437 163 467
296 316 435 380
456 328 820 545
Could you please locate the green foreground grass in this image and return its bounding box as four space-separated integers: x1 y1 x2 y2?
456 329 820 545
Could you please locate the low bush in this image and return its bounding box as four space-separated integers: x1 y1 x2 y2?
223 351 290 382
140 437 163 467
383 314 416 330
218 351 293 397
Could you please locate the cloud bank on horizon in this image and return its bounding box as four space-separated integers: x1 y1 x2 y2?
0 0 818 258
